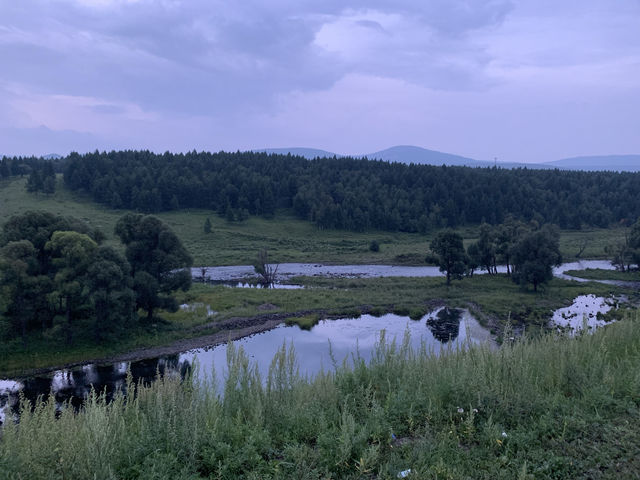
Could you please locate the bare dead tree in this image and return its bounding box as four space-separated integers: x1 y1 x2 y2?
253 249 279 286
575 237 590 258
605 233 631 272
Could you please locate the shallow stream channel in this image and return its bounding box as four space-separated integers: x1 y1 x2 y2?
196 259 640 289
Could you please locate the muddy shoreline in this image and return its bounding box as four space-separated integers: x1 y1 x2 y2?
8 300 454 380
8 311 307 379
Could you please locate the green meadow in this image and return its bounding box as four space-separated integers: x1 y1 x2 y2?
563 268 640 282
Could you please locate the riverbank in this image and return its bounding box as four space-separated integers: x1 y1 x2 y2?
4 307 400 379
1 275 634 378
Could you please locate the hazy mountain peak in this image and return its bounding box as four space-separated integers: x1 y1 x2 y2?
255 146 640 171
361 145 489 166
544 155 640 172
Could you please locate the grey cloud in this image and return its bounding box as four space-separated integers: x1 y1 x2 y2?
88 104 126 114
354 20 387 32
0 0 514 115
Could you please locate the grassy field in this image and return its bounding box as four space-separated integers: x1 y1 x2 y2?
2 312 639 479
0 177 627 266
1 274 633 377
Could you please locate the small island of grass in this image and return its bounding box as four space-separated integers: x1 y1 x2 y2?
563 267 640 282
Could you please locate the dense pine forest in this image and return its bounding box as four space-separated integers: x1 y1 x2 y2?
11 150 629 232
6 150 639 232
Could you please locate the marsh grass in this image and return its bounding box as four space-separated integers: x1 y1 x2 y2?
1 313 639 479
284 314 320 330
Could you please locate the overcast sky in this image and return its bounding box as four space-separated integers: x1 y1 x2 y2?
1 0 639 162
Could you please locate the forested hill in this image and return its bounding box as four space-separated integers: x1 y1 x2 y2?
60 150 640 232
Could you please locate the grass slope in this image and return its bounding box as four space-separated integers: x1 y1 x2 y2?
1 313 639 479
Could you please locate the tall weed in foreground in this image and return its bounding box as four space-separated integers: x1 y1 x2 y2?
1 311 639 479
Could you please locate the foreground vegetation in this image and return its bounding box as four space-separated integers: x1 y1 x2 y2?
2 313 639 479
1 274 631 377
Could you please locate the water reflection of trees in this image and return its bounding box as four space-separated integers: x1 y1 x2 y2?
426 308 462 343
2 354 190 423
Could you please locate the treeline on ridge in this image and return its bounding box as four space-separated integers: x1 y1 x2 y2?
23 150 640 231
1 156 63 194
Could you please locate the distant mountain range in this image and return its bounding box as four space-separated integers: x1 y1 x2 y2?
543 155 640 171
360 145 538 169
258 146 640 172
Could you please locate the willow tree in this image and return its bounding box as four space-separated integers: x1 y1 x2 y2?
115 214 192 321
511 225 562 292
46 231 97 344
430 230 468 286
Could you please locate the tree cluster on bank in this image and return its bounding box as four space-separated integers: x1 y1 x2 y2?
55 150 640 232
0 211 192 347
605 220 640 272
430 218 563 291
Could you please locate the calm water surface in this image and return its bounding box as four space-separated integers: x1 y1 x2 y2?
0 309 492 423
179 308 493 384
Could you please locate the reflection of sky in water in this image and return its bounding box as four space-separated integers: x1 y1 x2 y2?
551 294 621 331
180 312 494 385
0 380 23 424
2 287 628 422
